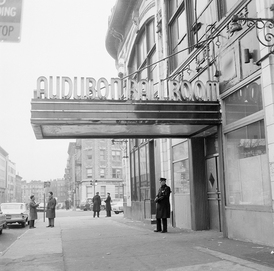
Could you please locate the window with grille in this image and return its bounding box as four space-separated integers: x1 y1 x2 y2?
112 150 121 161
100 168 105 178
86 168 92 178
112 168 121 179
100 149 106 161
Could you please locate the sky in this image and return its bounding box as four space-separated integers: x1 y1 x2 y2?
0 0 117 181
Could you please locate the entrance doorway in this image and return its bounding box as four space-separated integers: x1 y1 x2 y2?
205 134 222 231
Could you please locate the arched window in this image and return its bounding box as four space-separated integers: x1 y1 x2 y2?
128 18 158 98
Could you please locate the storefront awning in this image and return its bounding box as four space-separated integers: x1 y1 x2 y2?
30 99 221 139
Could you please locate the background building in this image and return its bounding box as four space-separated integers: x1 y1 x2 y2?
15 174 22 202
0 146 8 203
7 160 16 202
65 139 124 207
48 178 67 207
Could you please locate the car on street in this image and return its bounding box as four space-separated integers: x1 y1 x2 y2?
37 202 46 212
112 200 124 214
0 210 6 234
101 199 106 210
0 203 29 228
80 201 92 211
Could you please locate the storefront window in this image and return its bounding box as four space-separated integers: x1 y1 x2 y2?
224 79 263 125
174 160 190 194
173 141 188 161
135 150 140 201
173 141 190 194
225 120 271 206
130 142 151 202
140 145 150 201
130 152 137 201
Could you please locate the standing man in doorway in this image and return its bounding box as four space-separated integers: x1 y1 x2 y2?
46 191 57 227
154 177 171 233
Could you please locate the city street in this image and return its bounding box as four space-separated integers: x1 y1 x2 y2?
1 209 274 271
0 223 28 254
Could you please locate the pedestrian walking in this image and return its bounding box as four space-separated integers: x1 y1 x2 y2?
104 192 112 217
29 195 40 229
65 199 70 210
46 191 57 227
92 192 101 218
154 177 171 233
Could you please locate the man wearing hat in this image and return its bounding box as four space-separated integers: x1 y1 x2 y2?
154 177 171 233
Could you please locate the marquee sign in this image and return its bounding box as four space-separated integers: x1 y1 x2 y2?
31 76 221 139
34 76 219 102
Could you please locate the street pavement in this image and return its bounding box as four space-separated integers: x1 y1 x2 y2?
1 210 274 271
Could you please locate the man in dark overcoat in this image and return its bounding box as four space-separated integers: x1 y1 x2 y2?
46 191 57 227
92 192 101 218
154 177 171 233
29 195 40 229
104 192 112 217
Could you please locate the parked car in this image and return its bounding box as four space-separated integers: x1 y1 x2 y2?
37 202 45 212
101 199 106 210
112 200 124 214
80 201 92 211
0 210 6 234
57 202 65 209
0 203 29 227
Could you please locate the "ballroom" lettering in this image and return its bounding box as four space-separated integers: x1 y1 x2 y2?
33 76 219 102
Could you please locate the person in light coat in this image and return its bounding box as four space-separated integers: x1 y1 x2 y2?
46 191 57 227
29 195 39 229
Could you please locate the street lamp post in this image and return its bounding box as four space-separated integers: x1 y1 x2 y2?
93 180 98 196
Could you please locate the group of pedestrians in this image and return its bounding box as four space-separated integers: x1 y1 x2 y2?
28 191 57 229
27 178 171 233
92 192 112 218
28 190 112 229
92 177 171 234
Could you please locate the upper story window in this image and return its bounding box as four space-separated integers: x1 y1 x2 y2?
100 149 106 161
168 0 194 73
86 168 92 178
112 150 121 161
100 168 105 178
168 0 241 73
112 168 122 179
87 150 92 159
128 18 158 97
219 0 239 18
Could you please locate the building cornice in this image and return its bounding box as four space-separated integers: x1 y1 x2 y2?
105 0 141 61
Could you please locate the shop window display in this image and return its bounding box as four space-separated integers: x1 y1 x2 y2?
225 120 271 206
173 141 190 194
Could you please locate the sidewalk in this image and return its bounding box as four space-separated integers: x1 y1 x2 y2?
0 212 274 271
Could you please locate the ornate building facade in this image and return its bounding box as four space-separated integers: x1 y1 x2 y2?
105 0 274 246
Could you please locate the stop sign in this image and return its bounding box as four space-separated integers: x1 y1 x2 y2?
0 0 22 42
